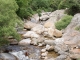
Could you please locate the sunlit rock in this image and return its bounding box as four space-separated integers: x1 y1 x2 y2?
19 38 31 45
22 31 40 38
31 25 44 34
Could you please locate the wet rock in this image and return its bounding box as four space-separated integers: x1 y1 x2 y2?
31 25 44 34
22 31 40 38
10 51 29 60
0 53 17 60
19 38 31 45
31 37 44 46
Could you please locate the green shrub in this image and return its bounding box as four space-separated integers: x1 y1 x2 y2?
58 0 80 15
75 26 80 31
55 15 73 30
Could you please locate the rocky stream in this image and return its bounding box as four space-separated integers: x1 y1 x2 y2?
0 10 80 60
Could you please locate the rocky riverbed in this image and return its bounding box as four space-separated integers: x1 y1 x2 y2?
0 10 80 60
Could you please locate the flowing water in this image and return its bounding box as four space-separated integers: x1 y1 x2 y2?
0 45 58 60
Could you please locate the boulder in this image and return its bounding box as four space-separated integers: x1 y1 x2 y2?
0 53 17 60
40 15 49 21
30 38 38 45
24 21 38 29
44 40 55 45
41 48 46 53
10 51 29 60
31 25 44 34
19 38 31 45
22 31 40 38
54 38 64 45
53 29 62 38
43 28 62 38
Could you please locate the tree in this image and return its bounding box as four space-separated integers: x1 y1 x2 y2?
58 0 80 15
0 0 22 46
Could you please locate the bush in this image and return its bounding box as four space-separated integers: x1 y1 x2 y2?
55 15 73 30
58 0 80 15
75 26 80 31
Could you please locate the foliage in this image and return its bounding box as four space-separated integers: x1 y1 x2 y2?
58 0 80 15
75 26 80 31
16 0 61 19
0 0 22 46
55 15 73 30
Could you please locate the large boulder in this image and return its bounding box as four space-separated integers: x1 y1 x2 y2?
53 29 62 38
31 25 44 34
10 51 29 60
40 15 49 21
44 28 62 38
44 40 55 45
0 53 17 60
24 21 38 29
19 38 31 45
22 31 40 38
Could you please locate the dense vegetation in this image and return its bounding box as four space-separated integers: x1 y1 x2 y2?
55 15 73 30
0 0 22 46
0 0 80 46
